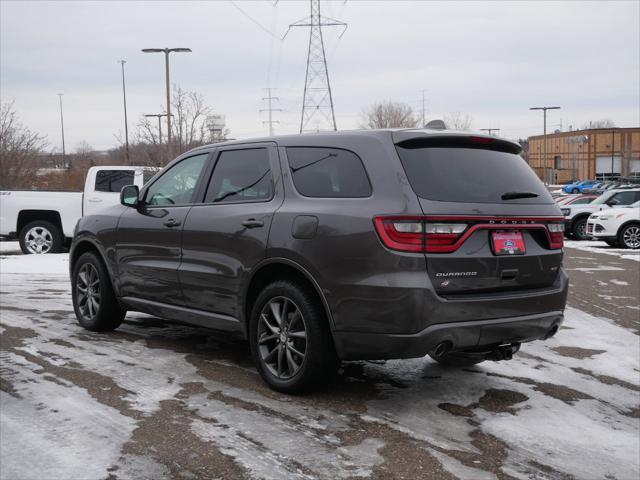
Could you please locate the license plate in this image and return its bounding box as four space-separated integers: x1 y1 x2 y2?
491 230 526 255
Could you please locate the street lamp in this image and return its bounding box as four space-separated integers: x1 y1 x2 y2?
117 60 130 164
57 93 67 169
144 113 172 144
141 47 192 150
530 106 560 184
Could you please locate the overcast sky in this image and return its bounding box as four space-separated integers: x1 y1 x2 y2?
1 0 638 152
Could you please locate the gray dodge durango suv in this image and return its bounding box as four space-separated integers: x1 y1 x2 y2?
70 129 568 392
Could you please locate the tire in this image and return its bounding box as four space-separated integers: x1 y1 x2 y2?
572 218 588 240
605 240 620 248
249 280 339 393
71 252 125 332
429 352 486 368
19 220 63 254
572 188 580 194
618 223 640 249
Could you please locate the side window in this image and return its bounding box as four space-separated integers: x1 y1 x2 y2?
610 191 636 206
204 148 272 203
145 154 208 206
95 170 135 192
286 147 371 198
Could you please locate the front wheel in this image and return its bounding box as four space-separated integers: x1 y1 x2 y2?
249 280 338 393
572 188 580 194
71 252 125 331
572 218 588 240
19 220 63 254
619 223 640 249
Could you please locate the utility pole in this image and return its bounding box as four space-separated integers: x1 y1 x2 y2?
284 0 347 133
480 128 500 136
141 47 192 150
261 88 281 136
117 60 130 164
144 113 171 144
57 93 67 169
530 106 561 184
421 89 427 128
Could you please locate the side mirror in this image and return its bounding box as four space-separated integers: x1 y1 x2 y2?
120 185 140 207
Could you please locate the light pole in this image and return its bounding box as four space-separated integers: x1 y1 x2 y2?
141 47 192 150
480 128 500 136
144 113 171 144
610 129 616 178
530 106 560 184
57 93 67 169
117 60 130 164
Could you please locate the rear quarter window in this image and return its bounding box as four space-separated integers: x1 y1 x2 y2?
395 146 553 204
286 147 371 198
95 170 135 193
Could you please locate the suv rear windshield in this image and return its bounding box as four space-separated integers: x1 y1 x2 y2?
396 146 553 204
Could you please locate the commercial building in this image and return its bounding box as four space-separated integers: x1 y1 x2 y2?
527 127 640 184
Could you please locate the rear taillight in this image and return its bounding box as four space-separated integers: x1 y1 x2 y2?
374 216 564 253
547 222 564 249
373 217 424 252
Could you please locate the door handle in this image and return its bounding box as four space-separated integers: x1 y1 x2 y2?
163 218 181 227
88 198 102 203
241 219 264 228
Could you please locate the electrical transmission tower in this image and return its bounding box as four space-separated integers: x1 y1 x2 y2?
261 88 281 136
284 0 347 133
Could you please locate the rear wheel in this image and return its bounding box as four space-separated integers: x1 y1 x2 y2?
19 220 63 254
72 252 125 331
618 223 640 249
572 218 588 240
249 280 338 393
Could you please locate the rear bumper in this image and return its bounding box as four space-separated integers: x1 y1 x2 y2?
334 311 564 360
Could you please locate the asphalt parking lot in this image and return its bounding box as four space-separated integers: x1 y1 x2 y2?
1 242 638 480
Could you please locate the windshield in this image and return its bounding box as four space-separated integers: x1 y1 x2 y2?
395 146 553 204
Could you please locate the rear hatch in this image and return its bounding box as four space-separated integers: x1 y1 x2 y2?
389 133 564 295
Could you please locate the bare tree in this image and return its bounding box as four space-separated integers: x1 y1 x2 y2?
444 112 473 131
127 86 229 167
0 100 47 189
582 119 617 129
359 101 419 129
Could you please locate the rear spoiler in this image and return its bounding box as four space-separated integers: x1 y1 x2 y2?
392 130 522 155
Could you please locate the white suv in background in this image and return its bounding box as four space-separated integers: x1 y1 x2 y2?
587 200 640 249
561 188 640 240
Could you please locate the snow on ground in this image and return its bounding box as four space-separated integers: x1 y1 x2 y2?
1 252 639 479
564 240 640 262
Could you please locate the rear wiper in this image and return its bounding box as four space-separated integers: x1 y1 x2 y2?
501 191 539 200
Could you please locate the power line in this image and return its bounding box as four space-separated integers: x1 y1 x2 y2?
229 0 276 38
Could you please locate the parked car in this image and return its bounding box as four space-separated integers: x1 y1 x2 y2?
70 129 568 393
557 194 598 206
0 166 154 254
587 200 640 248
562 180 598 194
561 188 640 240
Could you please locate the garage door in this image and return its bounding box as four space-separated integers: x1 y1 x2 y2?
596 156 622 174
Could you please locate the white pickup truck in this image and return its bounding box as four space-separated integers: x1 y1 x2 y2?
0 166 155 254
